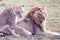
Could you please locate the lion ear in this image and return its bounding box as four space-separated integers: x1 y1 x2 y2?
13 5 16 8
41 6 45 10
21 5 24 7
42 6 44 8
42 6 47 16
42 6 46 10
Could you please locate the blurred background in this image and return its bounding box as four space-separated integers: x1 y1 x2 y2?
0 0 60 40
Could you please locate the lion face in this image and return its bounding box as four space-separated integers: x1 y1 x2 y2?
28 7 46 25
12 5 24 18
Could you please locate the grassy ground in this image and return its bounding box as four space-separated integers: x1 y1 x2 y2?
0 0 60 40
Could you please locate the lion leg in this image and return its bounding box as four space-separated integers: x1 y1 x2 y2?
40 21 60 35
35 20 60 35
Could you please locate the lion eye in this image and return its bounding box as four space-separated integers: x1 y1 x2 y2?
32 11 34 13
40 21 42 23
38 13 41 15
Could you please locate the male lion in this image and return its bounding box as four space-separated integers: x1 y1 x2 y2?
27 6 60 35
